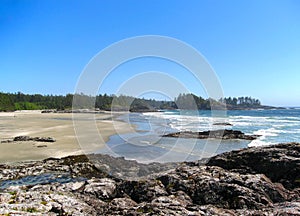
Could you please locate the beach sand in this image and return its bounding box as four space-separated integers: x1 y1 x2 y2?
0 111 134 163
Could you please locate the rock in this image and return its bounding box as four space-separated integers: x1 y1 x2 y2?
41 110 55 113
97 197 137 215
0 140 13 143
84 178 116 199
163 129 260 140
157 165 294 210
33 137 56 142
12 136 56 142
207 142 300 190
71 181 86 191
117 179 168 203
213 122 233 126
13 136 31 141
0 143 300 215
37 144 48 148
111 197 137 208
88 153 177 179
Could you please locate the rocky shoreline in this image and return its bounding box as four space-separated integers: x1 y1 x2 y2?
0 143 300 215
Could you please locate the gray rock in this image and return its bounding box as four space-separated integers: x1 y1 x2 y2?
84 178 116 199
163 129 260 140
207 142 300 190
71 181 86 191
0 143 300 215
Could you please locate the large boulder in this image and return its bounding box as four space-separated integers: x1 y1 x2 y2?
207 142 300 190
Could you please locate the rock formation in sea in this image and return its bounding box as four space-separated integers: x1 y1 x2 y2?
0 143 300 215
163 129 260 140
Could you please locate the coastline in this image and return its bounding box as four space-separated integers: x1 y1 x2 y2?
0 111 134 163
0 142 299 214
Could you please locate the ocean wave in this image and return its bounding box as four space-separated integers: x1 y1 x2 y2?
141 110 300 145
253 128 283 137
248 139 275 147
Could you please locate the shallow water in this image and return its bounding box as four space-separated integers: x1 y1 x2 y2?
0 173 86 189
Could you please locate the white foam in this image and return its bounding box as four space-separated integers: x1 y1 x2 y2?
253 128 282 137
248 139 274 147
143 111 300 145
249 127 280 147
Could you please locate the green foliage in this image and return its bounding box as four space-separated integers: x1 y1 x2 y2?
0 92 72 111
14 102 44 110
175 93 213 110
174 93 262 110
0 93 15 111
220 96 261 106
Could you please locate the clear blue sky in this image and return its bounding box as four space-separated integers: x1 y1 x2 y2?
0 0 299 106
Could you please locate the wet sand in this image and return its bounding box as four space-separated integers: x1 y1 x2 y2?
0 111 134 163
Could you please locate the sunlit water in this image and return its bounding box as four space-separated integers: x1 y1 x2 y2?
104 109 300 163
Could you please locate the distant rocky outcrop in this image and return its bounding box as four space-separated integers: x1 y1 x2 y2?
0 143 300 215
163 129 260 140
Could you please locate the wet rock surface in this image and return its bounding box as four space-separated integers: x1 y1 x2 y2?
0 143 300 215
163 129 260 140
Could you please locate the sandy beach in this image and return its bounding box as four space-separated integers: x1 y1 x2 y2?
0 111 134 163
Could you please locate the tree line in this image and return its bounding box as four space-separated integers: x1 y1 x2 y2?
174 94 261 110
0 92 262 112
0 92 176 112
219 96 261 106
0 92 73 111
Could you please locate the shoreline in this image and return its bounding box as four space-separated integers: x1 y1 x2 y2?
0 142 299 214
0 111 134 163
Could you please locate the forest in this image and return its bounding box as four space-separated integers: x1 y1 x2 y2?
0 92 264 112
174 94 261 110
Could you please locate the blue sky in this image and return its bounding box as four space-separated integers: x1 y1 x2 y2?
0 0 299 106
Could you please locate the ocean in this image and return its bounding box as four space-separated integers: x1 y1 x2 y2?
103 109 300 163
